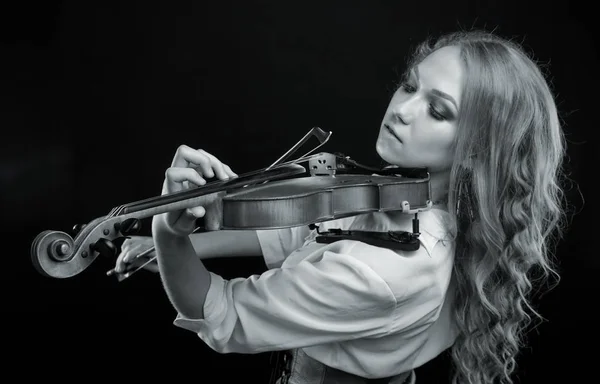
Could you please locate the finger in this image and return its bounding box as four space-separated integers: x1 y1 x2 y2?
118 243 130 259
128 254 155 269
171 146 232 181
222 164 238 178
115 244 141 273
186 206 206 218
122 244 143 264
115 243 133 271
197 149 229 180
114 256 125 273
172 145 214 178
171 145 194 168
120 236 137 250
165 167 206 194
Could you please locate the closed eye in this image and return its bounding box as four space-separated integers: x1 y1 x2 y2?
397 82 447 121
401 82 416 94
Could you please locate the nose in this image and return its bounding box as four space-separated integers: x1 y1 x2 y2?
391 94 419 125
390 111 408 126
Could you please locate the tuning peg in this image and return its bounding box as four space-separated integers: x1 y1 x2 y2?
72 224 87 235
90 238 118 258
114 218 142 236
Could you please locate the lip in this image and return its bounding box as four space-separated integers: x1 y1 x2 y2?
384 124 403 143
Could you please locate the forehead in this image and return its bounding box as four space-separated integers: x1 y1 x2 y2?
415 45 464 105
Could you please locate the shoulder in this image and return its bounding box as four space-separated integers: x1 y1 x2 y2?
350 207 454 257
335 208 456 302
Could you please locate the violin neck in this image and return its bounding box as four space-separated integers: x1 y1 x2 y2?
118 163 305 215
109 152 428 218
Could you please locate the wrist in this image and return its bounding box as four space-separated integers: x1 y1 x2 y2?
152 214 191 240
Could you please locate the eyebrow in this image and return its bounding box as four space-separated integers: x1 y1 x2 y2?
411 67 459 110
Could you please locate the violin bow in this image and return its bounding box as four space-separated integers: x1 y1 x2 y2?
108 126 333 281
265 126 332 170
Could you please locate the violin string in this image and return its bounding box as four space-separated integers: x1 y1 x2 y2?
117 152 323 216
104 152 324 259
107 129 331 280
111 155 323 278
108 129 331 218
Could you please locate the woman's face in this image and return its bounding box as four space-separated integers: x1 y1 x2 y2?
376 45 464 173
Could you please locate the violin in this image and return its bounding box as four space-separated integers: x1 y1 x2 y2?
31 127 433 281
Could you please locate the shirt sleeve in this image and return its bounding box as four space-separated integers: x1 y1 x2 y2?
255 225 311 269
256 216 358 269
172 243 397 354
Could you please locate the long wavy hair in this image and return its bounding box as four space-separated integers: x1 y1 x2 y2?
404 30 570 384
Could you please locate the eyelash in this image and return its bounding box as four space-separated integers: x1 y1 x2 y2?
399 82 446 121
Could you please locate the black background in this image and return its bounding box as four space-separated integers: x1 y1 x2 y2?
2 1 595 382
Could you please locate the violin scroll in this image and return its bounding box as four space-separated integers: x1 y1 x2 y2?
31 230 79 278
31 216 144 278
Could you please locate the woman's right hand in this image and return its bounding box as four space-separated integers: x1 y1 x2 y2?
114 236 158 274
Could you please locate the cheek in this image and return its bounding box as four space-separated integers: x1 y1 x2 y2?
414 128 454 149
411 124 456 167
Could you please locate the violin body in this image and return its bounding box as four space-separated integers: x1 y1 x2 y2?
31 143 433 280
220 174 430 230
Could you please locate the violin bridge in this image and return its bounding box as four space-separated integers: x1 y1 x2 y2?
308 152 337 176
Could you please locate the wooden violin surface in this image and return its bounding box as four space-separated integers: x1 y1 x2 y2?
221 174 430 229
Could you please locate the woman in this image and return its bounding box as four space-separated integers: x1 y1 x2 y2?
115 30 569 384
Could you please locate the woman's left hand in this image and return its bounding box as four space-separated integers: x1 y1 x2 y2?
152 145 237 238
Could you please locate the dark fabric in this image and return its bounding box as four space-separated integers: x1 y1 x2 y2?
269 349 413 384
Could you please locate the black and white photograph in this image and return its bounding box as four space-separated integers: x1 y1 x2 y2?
3 1 593 383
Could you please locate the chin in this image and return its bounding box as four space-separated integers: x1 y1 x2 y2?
375 140 400 167
375 142 388 163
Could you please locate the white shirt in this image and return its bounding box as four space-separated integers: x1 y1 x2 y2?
173 207 459 379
